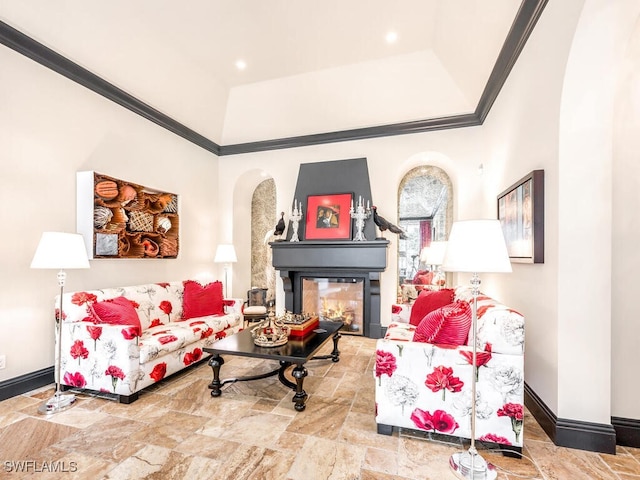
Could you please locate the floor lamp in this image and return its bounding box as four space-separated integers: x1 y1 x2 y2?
442 220 512 480
421 241 448 288
214 244 237 298
31 232 90 415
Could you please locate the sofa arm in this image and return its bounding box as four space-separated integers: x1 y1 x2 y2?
58 321 142 396
375 338 525 447
224 298 243 315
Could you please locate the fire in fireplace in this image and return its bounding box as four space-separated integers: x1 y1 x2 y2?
302 277 364 334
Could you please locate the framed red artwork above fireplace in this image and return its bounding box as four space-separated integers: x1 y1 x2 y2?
305 193 353 240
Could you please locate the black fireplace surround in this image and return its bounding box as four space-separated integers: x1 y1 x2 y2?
269 157 389 338
271 240 389 338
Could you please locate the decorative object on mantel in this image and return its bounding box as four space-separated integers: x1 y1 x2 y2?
273 212 286 240
372 206 407 239
305 193 353 240
251 316 291 347
289 200 303 242
77 171 179 259
350 195 371 241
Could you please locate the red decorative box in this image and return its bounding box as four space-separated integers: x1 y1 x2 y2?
287 317 320 338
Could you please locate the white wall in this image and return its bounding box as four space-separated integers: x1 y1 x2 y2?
0 45 220 382
612 9 640 420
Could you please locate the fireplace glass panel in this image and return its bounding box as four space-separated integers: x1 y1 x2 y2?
302 277 364 334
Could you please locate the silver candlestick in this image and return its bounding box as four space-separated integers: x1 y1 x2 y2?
290 199 303 242
350 196 371 242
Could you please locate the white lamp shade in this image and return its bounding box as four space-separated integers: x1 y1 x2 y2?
214 244 237 263
442 220 512 273
31 232 90 269
420 241 448 265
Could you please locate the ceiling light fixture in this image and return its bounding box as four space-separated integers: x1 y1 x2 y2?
235 60 247 71
385 31 398 44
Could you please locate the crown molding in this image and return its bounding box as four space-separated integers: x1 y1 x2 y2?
0 0 547 157
0 20 221 156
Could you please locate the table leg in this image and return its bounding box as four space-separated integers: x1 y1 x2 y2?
208 354 224 397
330 332 341 362
291 364 308 411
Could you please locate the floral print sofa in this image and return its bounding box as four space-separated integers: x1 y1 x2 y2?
375 286 525 452
56 281 242 403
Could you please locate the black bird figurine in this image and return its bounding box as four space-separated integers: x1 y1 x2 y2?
274 212 286 237
372 206 407 239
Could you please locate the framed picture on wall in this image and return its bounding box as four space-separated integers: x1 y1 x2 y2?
305 193 353 240
497 169 544 263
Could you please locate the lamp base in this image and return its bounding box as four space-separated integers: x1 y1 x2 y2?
449 451 497 480
37 392 77 415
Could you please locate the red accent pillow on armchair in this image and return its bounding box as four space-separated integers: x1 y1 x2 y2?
413 300 472 346
409 288 455 326
182 280 224 319
88 296 142 336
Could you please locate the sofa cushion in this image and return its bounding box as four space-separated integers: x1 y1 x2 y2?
182 280 224 319
88 296 142 336
413 300 472 346
409 288 455 326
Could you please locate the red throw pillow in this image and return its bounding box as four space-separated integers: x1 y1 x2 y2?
413 270 434 285
413 300 472 346
409 288 455 326
89 296 142 336
182 280 224 319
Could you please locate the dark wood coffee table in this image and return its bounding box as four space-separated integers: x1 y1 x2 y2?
203 320 342 411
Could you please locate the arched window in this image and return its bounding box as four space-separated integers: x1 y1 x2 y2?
397 166 453 287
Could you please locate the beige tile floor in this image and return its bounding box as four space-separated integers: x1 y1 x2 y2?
0 335 639 479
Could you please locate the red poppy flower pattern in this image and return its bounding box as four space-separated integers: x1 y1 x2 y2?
375 350 397 385
479 433 512 445
55 308 67 322
149 362 167 382
460 342 492 381
149 318 163 328
183 348 203 366
105 365 125 392
215 330 227 340
86 325 102 349
159 301 172 320
63 371 87 388
158 335 178 345
391 305 402 315
71 292 97 306
200 327 214 339
121 327 140 340
425 366 464 401
410 408 459 434
497 402 524 442
70 340 89 364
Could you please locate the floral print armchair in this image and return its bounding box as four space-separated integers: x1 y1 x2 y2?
375 287 525 452
56 281 242 403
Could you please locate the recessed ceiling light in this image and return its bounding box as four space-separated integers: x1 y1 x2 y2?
386 31 398 44
235 60 247 70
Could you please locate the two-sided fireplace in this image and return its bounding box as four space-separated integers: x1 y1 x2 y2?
270 240 389 338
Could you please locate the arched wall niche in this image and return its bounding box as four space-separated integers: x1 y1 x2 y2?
397 164 453 289
250 178 277 301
